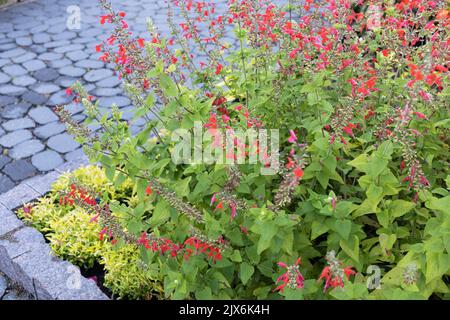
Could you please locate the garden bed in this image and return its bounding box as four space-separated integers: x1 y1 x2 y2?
0 157 109 300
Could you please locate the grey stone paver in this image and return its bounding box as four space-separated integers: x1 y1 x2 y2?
12 52 37 64
0 129 32 148
47 133 80 153
16 37 33 46
22 59 46 72
1 103 31 119
0 48 26 59
10 139 45 160
33 122 65 139
2 65 27 77
31 83 61 95
0 0 286 196
0 84 26 96
2 160 37 182
34 68 59 82
12 75 37 87
31 150 63 171
0 175 15 194
0 72 11 84
2 117 35 131
22 91 48 105
58 66 86 77
83 69 113 82
28 106 58 124
0 155 11 170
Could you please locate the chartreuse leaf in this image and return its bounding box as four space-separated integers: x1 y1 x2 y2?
136 178 148 199
256 223 278 254
174 176 191 197
353 184 384 216
379 233 397 254
389 200 415 218
340 235 360 263
250 217 279 255
311 220 329 240
377 210 390 228
282 287 305 300
426 196 450 213
367 157 388 178
230 250 242 262
240 262 254 285
425 252 449 284
159 73 178 97
195 287 213 300
376 140 394 159
150 199 171 226
333 219 352 240
347 154 369 172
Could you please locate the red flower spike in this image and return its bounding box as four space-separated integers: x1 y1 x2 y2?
215 201 224 210
137 38 145 48
215 63 223 75
293 167 304 179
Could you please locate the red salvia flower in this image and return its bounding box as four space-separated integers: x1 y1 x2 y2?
318 251 355 291
274 258 304 292
215 63 223 75
293 167 304 179
137 38 145 48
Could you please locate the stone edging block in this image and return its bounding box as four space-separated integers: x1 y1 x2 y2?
0 156 108 300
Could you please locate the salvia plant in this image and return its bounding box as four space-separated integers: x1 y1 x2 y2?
54 0 449 299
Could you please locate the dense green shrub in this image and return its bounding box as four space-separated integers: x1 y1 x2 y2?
52 0 449 300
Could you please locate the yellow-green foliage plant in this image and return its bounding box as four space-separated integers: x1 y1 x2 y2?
16 165 163 299
47 207 104 268
102 245 164 299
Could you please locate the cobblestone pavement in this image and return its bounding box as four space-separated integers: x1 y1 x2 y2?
0 271 34 300
0 0 287 194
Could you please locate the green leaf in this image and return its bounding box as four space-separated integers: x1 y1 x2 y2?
377 210 390 228
174 177 191 197
333 219 352 240
348 154 369 172
150 199 171 226
145 93 155 108
311 220 329 240
136 178 148 199
252 222 278 254
240 262 255 285
230 250 242 262
389 200 415 218
376 140 394 159
425 252 449 284
354 184 383 216
104 165 115 181
367 157 388 178
426 196 450 213
340 236 360 263
379 233 396 253
159 73 178 97
195 287 213 300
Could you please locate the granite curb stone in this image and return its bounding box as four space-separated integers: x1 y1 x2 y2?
0 157 106 300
